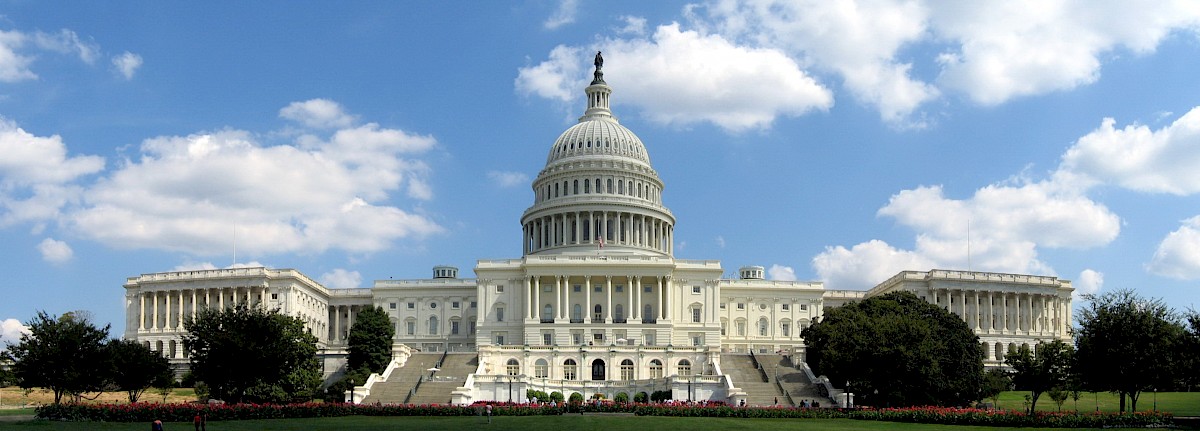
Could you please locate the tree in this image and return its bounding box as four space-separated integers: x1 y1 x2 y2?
1005 340 1074 413
346 306 395 374
182 305 321 403
1075 289 1188 412
980 368 1012 407
107 339 173 403
802 291 984 407
1 311 111 403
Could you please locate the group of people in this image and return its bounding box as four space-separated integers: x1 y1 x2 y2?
798 399 821 408
148 411 207 431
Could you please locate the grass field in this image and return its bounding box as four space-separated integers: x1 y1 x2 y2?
990 391 1200 416
0 415 1174 431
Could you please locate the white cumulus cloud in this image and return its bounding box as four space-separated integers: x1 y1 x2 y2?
1074 269 1103 300
487 171 529 188
544 0 579 30
320 268 363 289
37 237 73 263
1146 216 1200 280
813 239 936 290
767 264 797 281
1 318 30 350
280 99 358 130
1061 107 1200 195
0 118 105 227
517 23 833 132
67 101 443 257
111 51 142 80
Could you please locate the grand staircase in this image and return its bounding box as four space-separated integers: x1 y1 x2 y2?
759 354 836 407
720 354 782 406
361 353 477 405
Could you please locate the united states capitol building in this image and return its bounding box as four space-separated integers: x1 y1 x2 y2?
122 55 1073 406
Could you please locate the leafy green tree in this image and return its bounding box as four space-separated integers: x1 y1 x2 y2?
980 368 1012 407
107 339 173 402
182 305 321 403
347 306 395 374
802 291 984 407
1 311 111 403
1005 340 1074 413
1075 289 1188 412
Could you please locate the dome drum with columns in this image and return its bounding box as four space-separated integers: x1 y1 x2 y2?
121 52 1073 406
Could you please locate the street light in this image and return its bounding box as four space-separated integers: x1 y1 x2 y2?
845 381 850 409
1154 388 1158 412
349 378 355 404
508 375 514 403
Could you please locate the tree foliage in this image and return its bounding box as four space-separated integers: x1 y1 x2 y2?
107 339 173 403
347 306 395 374
1075 289 1188 412
802 291 983 407
1 311 111 403
980 368 1012 407
182 305 321 403
1004 340 1074 413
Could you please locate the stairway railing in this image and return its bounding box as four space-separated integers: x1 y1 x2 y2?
748 351 769 383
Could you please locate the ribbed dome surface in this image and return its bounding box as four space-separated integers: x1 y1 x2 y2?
546 119 651 165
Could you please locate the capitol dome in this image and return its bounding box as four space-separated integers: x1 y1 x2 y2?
521 53 675 257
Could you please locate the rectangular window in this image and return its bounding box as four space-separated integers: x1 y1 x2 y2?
543 332 552 346
497 285 505 292
573 285 581 292
406 321 415 335
471 301 477 308
495 334 505 345
594 285 602 293
800 304 808 311
720 303 726 309
543 285 552 292
452 301 460 309
644 286 652 293
615 285 623 293
692 308 701 323
270 293 278 300
691 334 702 346
389 302 397 310
572 331 583 345
692 286 701 294
737 303 745 310
643 331 655 346
781 304 789 311
496 307 505 322
781 323 790 337
407 302 415 309
451 321 460 335
469 321 476 334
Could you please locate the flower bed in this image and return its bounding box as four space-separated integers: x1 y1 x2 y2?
36 402 1174 428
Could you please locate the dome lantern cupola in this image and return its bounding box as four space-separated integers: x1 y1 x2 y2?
521 52 676 257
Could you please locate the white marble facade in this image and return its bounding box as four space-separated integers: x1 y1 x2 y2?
123 57 1072 402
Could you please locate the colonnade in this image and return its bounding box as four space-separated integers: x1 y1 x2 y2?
327 304 363 343
930 289 1070 335
135 286 268 332
523 211 673 255
525 275 672 324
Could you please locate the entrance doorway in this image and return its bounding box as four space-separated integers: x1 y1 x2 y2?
591 359 606 380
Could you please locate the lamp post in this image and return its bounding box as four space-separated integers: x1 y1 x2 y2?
508 375 514 403
1154 388 1157 412
349 378 355 404
845 381 850 409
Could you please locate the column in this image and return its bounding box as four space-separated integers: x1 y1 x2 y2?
191 290 198 320
663 276 672 320
218 287 225 309
1026 294 1033 332
584 276 593 323
627 275 634 323
138 293 146 330
151 291 159 330
164 292 171 330
177 290 184 330
605 276 613 322
555 276 564 320
632 276 640 320
534 276 541 321
526 277 534 319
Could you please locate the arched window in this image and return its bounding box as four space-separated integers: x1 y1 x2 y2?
649 359 663 379
564 359 578 380
594 179 601 193
607 179 613 193
618 180 624 195
620 359 634 380
584 180 590 193
554 183 559 197
506 358 520 376
758 318 768 336
677 359 692 376
535 359 549 378
429 316 439 335
573 180 579 194
594 304 603 322
995 343 1004 361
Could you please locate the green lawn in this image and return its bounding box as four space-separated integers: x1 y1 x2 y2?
0 416 1167 431
991 391 1200 416
0 410 34 417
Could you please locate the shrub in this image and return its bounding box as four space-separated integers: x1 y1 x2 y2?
634 392 648 403
549 391 564 403
568 392 584 404
614 392 629 403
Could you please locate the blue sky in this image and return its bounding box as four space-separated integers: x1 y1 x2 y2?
3 1 1200 345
